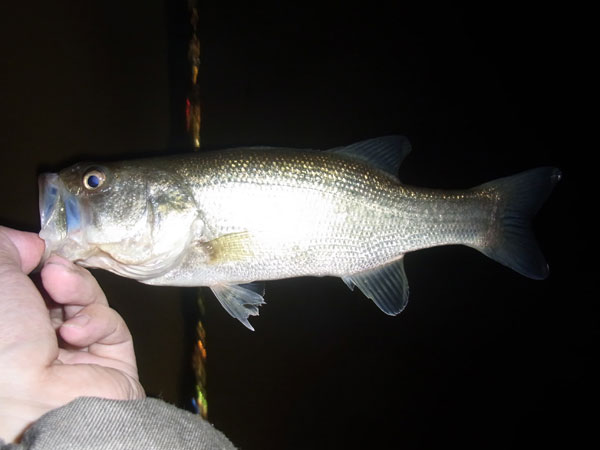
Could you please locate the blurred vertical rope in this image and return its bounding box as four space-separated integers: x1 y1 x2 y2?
186 0 201 150
185 0 207 419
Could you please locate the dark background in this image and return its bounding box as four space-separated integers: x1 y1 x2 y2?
0 2 592 449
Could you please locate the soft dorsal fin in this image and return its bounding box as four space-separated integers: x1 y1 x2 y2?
327 135 412 176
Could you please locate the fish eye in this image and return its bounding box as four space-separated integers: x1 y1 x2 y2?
82 169 106 190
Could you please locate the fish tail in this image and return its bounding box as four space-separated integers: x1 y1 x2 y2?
476 167 561 279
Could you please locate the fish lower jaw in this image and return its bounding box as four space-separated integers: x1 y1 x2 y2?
75 249 180 281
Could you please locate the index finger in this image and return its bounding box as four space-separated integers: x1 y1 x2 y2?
0 226 56 355
41 255 108 321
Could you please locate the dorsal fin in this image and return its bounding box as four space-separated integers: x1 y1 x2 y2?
327 135 412 176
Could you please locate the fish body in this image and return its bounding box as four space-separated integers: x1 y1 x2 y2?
39 136 561 329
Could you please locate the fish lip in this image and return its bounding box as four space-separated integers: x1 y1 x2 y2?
39 173 60 230
38 173 85 262
38 173 64 261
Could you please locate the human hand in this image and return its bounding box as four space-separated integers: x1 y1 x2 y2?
0 226 144 443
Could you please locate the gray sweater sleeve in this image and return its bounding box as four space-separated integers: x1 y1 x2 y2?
0 397 236 450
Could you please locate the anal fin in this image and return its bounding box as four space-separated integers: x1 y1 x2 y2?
210 283 266 331
342 257 409 315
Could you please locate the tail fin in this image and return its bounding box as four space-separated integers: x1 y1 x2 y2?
476 167 561 280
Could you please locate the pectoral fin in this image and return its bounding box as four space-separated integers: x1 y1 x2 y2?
200 231 255 264
210 282 266 331
342 258 409 315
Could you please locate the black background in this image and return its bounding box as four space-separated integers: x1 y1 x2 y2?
0 2 592 449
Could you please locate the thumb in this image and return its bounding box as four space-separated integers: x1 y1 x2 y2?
0 226 45 273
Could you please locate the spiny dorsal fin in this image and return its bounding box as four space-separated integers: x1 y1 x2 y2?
327 135 412 177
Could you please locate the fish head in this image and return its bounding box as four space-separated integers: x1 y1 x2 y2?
39 161 200 280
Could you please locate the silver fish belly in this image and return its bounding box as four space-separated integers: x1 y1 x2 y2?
38 136 561 329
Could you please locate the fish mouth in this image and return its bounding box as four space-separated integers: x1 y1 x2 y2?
38 173 83 261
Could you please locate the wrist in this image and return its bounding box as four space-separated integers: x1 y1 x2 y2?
0 396 50 443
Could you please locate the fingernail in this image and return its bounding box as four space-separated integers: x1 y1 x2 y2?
63 314 90 328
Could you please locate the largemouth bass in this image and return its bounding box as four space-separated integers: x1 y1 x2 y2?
38 136 561 329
